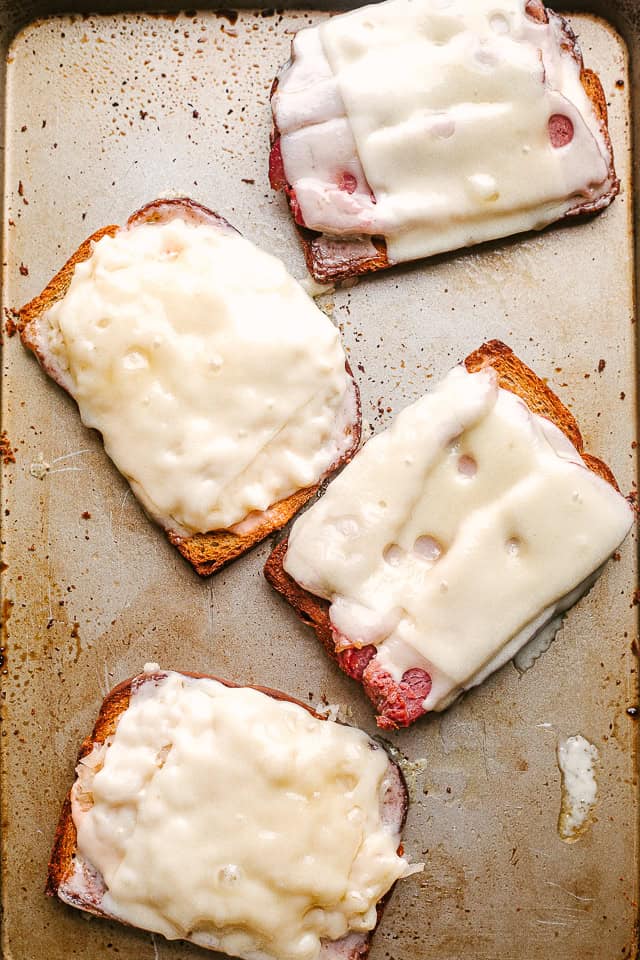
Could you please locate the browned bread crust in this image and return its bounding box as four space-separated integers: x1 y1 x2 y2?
264 340 624 724
269 4 619 283
47 669 408 959
464 340 619 490
18 198 362 576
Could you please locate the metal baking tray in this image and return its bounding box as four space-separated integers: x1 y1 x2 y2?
1 1 638 958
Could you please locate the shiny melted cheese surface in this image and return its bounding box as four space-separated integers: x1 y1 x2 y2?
274 0 612 262
43 218 351 534
73 672 408 960
284 367 632 709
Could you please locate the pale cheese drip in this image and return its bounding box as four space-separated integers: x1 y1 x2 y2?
557 734 599 841
42 218 352 535
284 367 632 710
273 0 613 263
72 672 409 960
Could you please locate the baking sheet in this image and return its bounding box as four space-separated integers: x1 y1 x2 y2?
1 5 638 960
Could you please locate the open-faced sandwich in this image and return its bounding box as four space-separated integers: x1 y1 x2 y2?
266 341 633 728
270 0 618 282
18 199 361 575
47 666 417 960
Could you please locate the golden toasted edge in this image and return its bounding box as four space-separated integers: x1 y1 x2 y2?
264 339 624 688
17 197 362 576
172 359 361 576
19 224 119 373
46 678 131 899
464 339 620 490
46 670 407 959
272 6 618 283
168 483 320 575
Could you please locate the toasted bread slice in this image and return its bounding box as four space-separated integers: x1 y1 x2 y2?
18 198 361 575
47 668 410 960
265 340 631 728
270 2 619 283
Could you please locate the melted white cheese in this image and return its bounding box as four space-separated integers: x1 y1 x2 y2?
284 366 632 710
273 0 613 263
557 734 599 841
72 671 410 960
42 218 352 535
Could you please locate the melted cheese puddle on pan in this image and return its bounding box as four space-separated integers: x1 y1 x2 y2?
557 734 599 841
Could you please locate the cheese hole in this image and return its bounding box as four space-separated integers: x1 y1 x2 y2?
337 171 358 194
123 350 148 371
490 12 510 33
378 500 388 509
218 864 241 885
207 356 224 374
475 46 499 69
414 535 443 561
401 667 432 698
469 173 499 201
96 317 110 329
383 543 404 567
506 536 521 557
458 454 477 478
161 238 184 258
336 516 359 537
549 114 574 148
337 774 359 792
431 115 455 139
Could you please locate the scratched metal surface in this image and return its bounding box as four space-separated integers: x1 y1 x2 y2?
0 4 638 960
